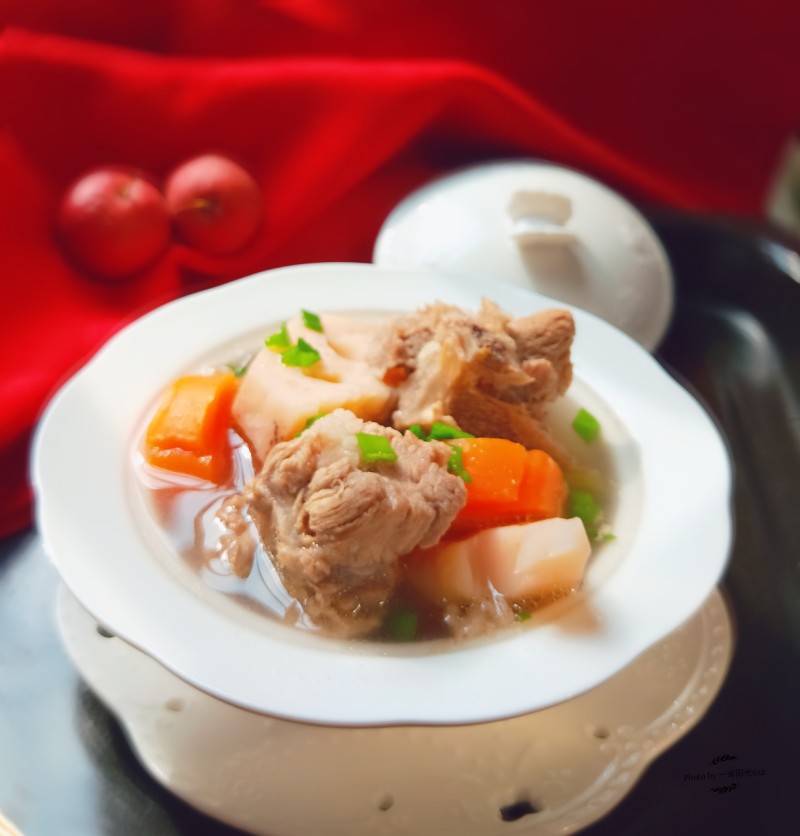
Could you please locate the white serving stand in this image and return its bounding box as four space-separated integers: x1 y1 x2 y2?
57 585 732 836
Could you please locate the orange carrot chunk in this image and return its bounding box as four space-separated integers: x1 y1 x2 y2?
510 449 568 520
144 371 239 483
457 438 526 505
448 438 567 536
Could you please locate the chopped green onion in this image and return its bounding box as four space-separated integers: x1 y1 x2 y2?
267 317 321 368
572 408 601 442
281 338 321 368
301 309 323 332
569 489 602 540
304 412 326 429
427 421 475 440
295 412 326 436
515 610 532 622
265 321 291 351
386 607 418 642
227 362 250 378
356 432 398 463
447 444 473 483
401 424 475 480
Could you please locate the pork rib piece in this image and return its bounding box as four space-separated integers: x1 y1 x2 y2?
377 300 575 461
241 409 466 638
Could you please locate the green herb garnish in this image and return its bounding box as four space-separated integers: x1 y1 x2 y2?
405 423 473 482
295 412 326 436
227 362 250 378
266 317 321 369
281 338 321 368
407 421 474 442
446 445 473 483
386 607 419 642
356 432 398 463
427 421 475 441
572 408 601 443
515 610 532 622
301 309 323 332
265 321 291 351
568 489 602 540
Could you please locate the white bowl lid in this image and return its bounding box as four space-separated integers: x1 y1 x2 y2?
374 160 674 352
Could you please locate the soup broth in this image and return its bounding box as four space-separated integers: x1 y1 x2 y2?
135 304 621 643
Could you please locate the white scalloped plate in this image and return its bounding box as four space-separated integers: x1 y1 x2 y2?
32 263 732 726
57 584 734 836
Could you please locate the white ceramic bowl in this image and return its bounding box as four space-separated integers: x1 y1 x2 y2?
32 263 732 726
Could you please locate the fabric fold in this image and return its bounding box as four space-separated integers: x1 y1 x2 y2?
1 5 799 534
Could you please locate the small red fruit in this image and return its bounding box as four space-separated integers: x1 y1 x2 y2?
165 154 263 256
57 166 170 280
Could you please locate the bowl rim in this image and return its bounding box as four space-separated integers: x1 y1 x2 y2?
32 262 733 726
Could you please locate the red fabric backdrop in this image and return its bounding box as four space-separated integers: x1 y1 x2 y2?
2 0 799 535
